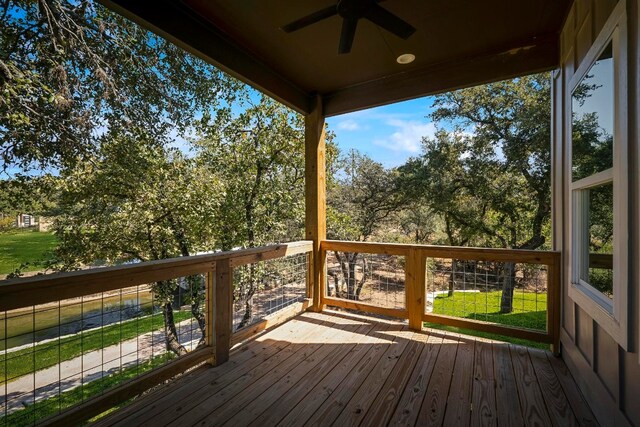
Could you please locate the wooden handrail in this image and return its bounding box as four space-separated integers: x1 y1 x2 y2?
11 240 313 427
322 240 559 264
0 240 312 311
320 239 562 353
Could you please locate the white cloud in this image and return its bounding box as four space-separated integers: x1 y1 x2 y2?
373 119 436 154
336 119 360 131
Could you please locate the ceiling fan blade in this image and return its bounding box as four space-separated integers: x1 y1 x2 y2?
364 3 415 39
281 6 337 33
338 17 358 54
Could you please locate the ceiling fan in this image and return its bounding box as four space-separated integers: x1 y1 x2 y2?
280 0 416 55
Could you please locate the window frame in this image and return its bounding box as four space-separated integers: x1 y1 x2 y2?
567 3 628 349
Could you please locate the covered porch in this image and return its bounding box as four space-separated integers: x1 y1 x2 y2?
2 0 638 425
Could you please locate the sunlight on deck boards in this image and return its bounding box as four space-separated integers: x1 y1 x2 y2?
95 310 597 427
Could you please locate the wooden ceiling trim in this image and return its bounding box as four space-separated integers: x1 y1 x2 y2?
98 0 313 114
322 35 560 117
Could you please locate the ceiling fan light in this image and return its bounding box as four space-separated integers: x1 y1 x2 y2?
396 53 415 64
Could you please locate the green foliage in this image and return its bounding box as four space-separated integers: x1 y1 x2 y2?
54 137 222 268
399 74 553 250
53 137 220 354
195 95 314 249
0 215 15 232
328 150 405 242
0 175 59 217
0 230 57 274
0 0 242 170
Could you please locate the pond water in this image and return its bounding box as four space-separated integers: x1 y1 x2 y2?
1 291 154 350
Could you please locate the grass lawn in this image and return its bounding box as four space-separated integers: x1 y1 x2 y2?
1 310 194 383
430 290 548 349
1 353 174 427
0 229 57 275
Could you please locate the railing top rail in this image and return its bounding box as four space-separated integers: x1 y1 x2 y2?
0 240 313 312
322 240 560 265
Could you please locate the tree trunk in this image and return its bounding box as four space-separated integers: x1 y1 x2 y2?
238 264 257 329
185 275 206 347
354 256 368 301
500 262 517 314
238 297 253 329
162 302 187 356
347 260 357 300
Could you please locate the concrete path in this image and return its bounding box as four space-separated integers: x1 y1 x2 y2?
1 319 202 415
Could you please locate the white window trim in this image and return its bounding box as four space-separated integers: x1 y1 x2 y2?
567 1 629 350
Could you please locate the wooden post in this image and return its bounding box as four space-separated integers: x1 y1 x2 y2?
204 268 216 365
406 248 426 331
213 258 232 365
305 95 327 312
548 255 562 355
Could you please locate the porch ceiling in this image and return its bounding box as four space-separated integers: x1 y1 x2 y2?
99 0 571 116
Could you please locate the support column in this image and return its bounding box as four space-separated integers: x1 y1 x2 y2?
406 248 426 331
305 95 327 312
213 258 232 365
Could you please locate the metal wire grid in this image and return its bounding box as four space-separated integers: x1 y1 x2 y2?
232 253 308 332
425 258 548 331
325 251 406 310
1 276 205 426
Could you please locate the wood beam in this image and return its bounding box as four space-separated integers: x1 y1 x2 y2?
305 96 327 312
214 258 232 365
322 36 559 117
406 249 426 331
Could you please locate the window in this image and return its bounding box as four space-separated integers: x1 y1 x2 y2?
568 8 628 348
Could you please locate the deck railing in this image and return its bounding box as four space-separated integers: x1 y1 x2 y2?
0 238 562 426
321 240 561 350
0 240 312 426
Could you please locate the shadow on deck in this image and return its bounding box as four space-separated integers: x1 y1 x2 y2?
95 310 596 426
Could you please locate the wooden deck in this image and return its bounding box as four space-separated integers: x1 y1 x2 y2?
96 310 597 427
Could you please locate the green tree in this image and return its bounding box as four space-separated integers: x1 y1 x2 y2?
54 136 222 354
399 74 552 312
0 0 240 170
396 203 438 244
327 150 406 300
0 174 58 218
195 96 309 328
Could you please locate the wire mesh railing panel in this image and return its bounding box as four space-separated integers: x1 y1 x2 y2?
425 258 548 332
1 274 206 427
325 251 406 310
232 253 308 331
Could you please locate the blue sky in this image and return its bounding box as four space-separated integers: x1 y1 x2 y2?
2 94 436 178
326 96 437 168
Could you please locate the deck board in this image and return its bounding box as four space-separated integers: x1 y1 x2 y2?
96 310 598 427
510 344 552 427
275 322 395 427
416 332 459 426
443 335 475 426
470 340 497 427
360 332 427 426
303 325 407 426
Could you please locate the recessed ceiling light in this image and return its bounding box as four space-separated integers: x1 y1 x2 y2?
396 53 415 64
